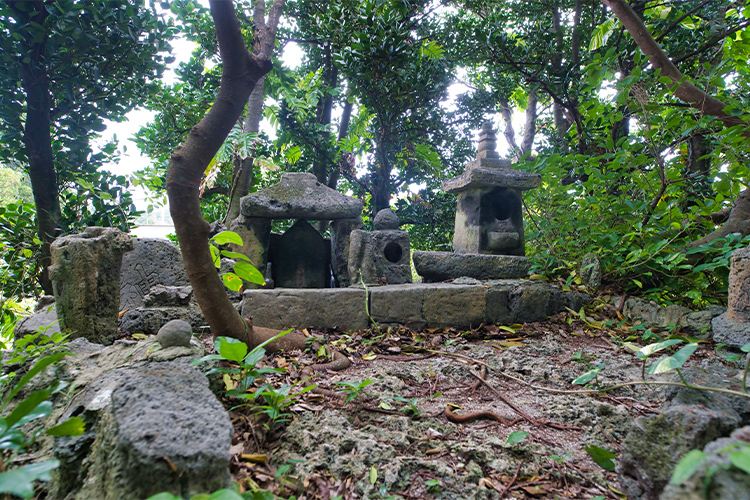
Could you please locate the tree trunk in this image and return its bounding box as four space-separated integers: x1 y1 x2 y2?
14 1 60 294
167 0 305 352
223 0 285 225
602 0 750 247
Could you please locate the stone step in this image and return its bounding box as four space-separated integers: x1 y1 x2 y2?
241 281 589 332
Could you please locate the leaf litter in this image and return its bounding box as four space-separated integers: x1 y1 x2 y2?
211 297 741 499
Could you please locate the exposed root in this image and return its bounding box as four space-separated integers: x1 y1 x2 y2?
443 405 519 426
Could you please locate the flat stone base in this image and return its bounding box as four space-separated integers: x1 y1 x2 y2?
413 250 531 281
241 281 588 331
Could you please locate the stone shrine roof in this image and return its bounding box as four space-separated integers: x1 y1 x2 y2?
240 172 363 220
442 167 541 193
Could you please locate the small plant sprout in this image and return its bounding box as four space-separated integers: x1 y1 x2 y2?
335 379 373 405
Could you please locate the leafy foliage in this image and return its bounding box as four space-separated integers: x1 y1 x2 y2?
0 346 84 499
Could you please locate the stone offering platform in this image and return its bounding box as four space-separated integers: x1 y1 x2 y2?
240 280 588 332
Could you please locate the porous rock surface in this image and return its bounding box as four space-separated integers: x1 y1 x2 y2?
8 336 231 500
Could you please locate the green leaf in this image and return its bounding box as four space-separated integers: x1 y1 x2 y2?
216 337 248 363
636 339 683 359
212 230 243 246
207 489 244 500
220 251 250 262
506 431 529 445
234 261 265 285
46 417 85 437
729 445 750 475
222 272 243 292
5 390 52 429
584 445 616 471
0 460 59 498
741 342 750 353
144 493 181 500
647 343 699 374
671 449 706 484
210 244 221 269
589 18 616 51
3 353 66 406
369 465 378 484
572 362 605 385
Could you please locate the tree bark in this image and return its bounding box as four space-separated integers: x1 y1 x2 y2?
167 0 305 351
14 1 60 294
602 0 750 247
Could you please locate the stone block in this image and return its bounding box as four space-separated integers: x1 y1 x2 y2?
485 285 510 325
413 250 530 281
369 284 426 327
422 284 486 327
241 288 368 331
120 238 189 310
331 217 363 287
348 229 412 286
14 296 60 339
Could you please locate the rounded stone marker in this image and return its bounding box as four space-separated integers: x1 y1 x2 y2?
373 209 400 230
157 319 193 348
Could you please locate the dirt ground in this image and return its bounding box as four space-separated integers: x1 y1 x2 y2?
216 296 739 499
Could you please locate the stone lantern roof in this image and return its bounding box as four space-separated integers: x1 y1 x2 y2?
240 172 363 220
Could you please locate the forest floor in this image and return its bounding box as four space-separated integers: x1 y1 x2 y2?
213 295 738 500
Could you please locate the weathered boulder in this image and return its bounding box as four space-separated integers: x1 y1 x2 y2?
53 360 232 500
580 253 602 290
660 426 750 500
618 368 745 500
119 305 208 337
614 296 724 339
143 285 193 308
50 227 134 344
13 295 60 338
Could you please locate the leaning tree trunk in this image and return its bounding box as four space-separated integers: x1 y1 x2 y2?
166 0 305 351
602 0 750 247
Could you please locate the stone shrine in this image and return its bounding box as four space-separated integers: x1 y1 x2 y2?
414 122 540 281
234 172 363 288
348 208 412 286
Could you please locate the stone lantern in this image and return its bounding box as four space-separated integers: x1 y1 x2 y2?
413 122 541 281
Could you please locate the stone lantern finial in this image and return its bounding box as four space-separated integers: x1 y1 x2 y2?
477 122 499 160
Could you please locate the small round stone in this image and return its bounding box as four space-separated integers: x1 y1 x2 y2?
373 209 400 230
157 319 193 348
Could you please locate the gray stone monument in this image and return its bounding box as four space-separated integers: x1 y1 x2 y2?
120 238 189 310
414 122 540 281
348 209 412 286
50 227 134 344
712 243 750 348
